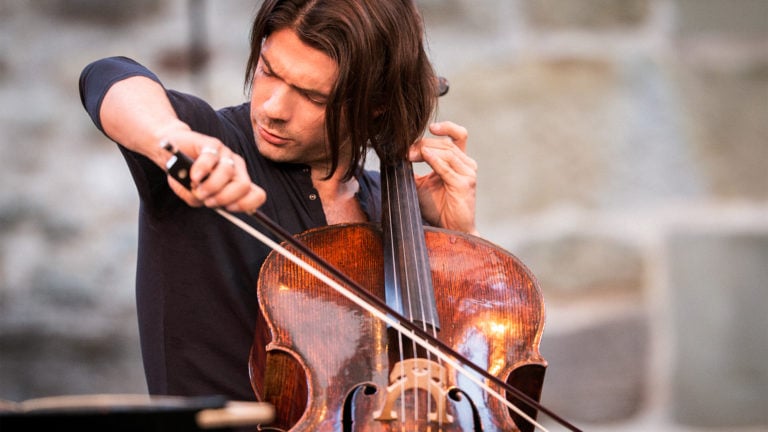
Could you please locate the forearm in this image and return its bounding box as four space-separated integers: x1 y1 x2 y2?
79 57 191 168
80 57 266 214
99 76 190 169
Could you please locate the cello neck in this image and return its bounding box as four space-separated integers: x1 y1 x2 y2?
380 158 440 332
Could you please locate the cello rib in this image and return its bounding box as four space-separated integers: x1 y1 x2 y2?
253 223 547 431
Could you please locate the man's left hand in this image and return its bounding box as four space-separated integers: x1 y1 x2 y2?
409 121 479 236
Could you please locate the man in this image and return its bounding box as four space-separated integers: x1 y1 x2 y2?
79 0 477 414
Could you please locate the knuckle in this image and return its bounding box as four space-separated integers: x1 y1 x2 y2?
462 176 477 190
455 126 468 141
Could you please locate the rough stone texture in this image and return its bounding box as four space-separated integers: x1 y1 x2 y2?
1 320 145 398
525 0 651 30
672 61 768 200
30 0 164 25
675 0 768 37
668 231 768 427
517 234 645 298
442 59 626 215
540 312 649 424
1 1 767 431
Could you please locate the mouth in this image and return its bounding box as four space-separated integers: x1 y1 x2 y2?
257 125 290 146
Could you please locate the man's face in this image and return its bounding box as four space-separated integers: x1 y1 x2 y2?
250 28 339 170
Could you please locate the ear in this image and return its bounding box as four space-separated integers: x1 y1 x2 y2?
438 76 449 96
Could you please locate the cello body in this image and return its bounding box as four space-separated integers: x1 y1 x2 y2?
251 223 547 431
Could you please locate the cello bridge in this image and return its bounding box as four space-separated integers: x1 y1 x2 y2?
372 358 454 424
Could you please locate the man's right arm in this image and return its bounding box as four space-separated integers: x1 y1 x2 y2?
79 57 266 214
79 57 191 169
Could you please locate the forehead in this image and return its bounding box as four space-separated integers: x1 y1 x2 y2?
261 28 338 94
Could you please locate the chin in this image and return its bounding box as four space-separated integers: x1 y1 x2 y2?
257 144 296 164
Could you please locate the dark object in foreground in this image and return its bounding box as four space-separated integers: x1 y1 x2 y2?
0 393 274 431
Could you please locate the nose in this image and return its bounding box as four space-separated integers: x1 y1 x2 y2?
261 83 293 122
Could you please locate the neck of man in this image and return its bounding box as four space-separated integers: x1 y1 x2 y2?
310 163 367 225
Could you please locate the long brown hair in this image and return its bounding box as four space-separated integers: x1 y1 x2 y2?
245 0 438 180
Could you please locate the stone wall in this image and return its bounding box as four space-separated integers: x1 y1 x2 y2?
1 1 766 431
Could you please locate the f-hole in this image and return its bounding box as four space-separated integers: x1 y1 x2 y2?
342 383 378 432
507 363 547 432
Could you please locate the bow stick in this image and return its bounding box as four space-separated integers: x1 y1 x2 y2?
161 142 582 432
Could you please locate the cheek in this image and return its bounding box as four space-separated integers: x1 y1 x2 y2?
250 86 267 109
292 104 326 134
307 109 326 130
309 114 330 145
249 73 274 108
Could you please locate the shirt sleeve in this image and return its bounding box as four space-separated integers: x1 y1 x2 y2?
78 56 162 132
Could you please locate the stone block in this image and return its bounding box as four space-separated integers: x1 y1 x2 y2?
668 230 768 427
31 0 164 25
672 61 768 201
0 322 146 401
675 0 768 38
524 0 650 30
518 234 645 298
539 313 649 423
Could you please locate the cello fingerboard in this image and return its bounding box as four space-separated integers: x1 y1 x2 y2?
380 158 440 332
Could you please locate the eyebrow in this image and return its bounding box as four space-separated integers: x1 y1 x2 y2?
261 54 330 102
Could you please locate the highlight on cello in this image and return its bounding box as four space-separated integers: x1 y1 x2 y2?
78 0 582 431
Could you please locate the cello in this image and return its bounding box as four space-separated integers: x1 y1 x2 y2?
162 130 581 431
250 155 549 431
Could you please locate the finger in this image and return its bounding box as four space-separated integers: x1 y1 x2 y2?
429 121 468 152
167 174 204 207
189 142 225 184
205 178 266 213
198 154 265 212
418 140 478 178
194 152 239 200
422 146 478 192
223 183 267 214
200 146 219 157
409 122 469 162
202 177 250 208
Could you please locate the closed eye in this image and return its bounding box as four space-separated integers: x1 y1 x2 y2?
260 54 329 107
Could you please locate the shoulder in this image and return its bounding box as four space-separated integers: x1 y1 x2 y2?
169 97 252 147
218 103 253 133
357 168 382 223
359 168 381 188
79 56 162 97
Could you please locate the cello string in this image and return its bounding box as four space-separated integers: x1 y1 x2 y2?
381 167 412 423
161 142 580 431
393 160 442 424
215 208 552 432
389 162 418 424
